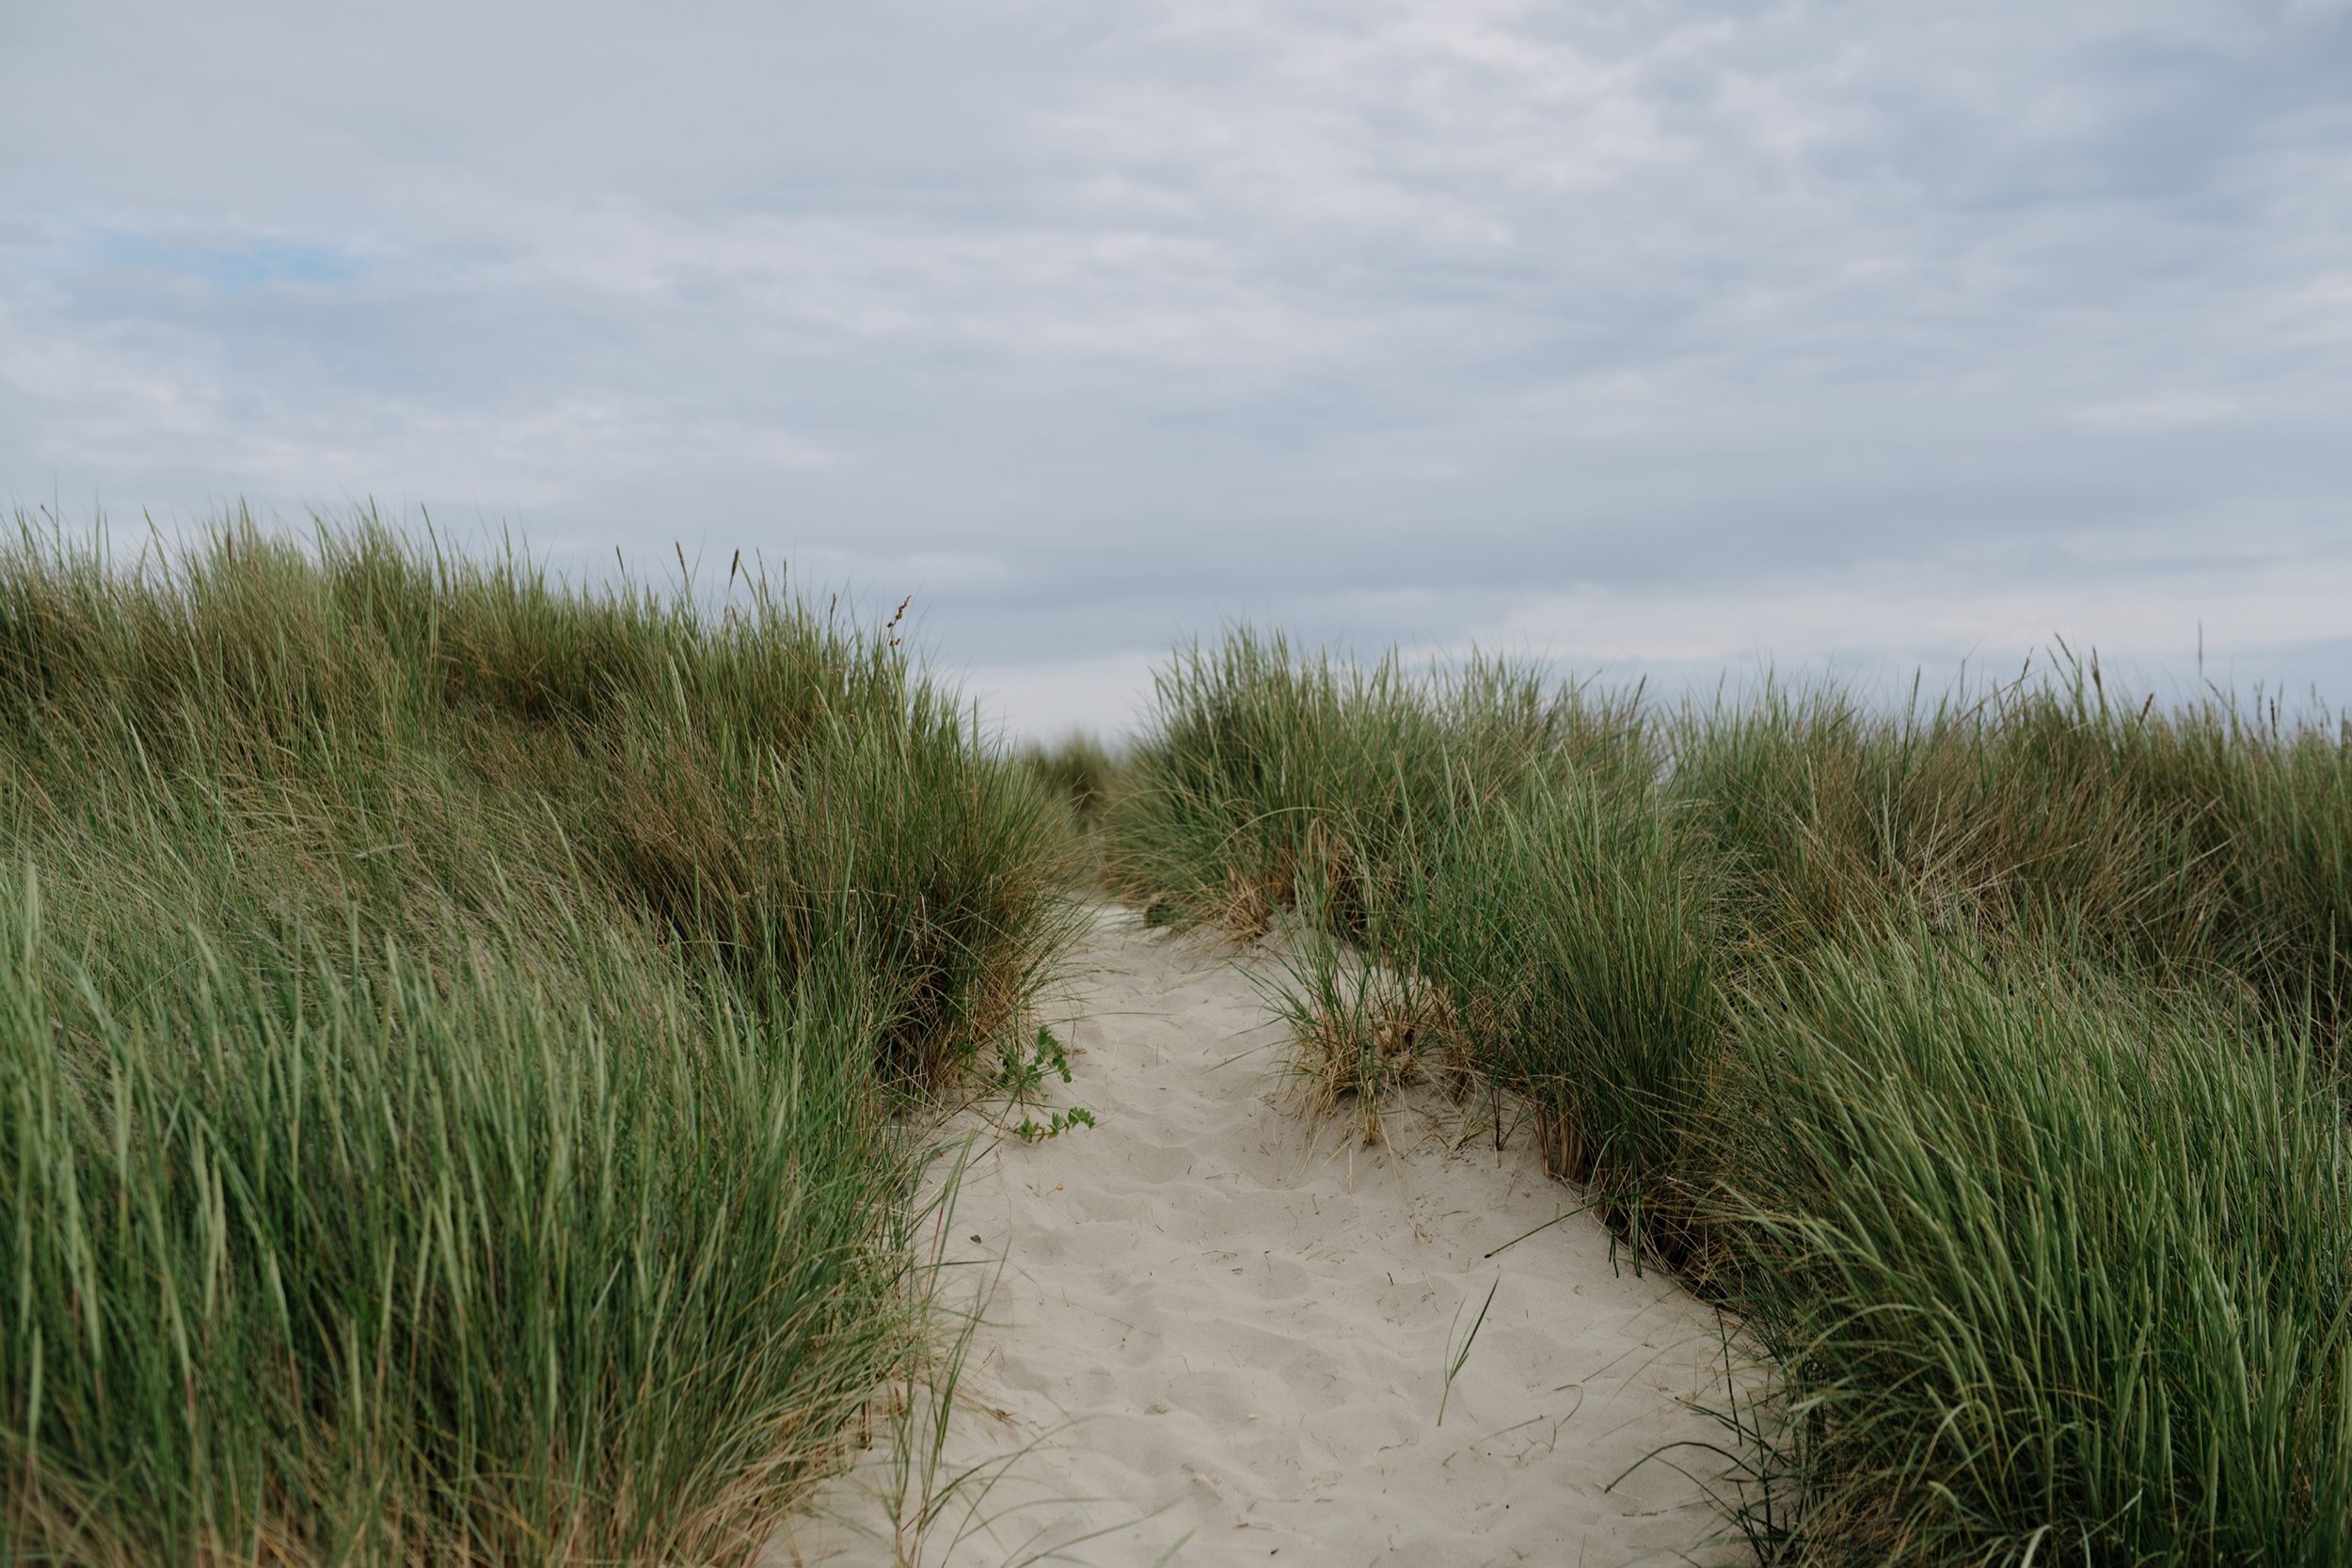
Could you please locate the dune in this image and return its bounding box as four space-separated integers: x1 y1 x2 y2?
773 904 1741 1566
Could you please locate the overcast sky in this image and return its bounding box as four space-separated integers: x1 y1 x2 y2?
5 2 2349 736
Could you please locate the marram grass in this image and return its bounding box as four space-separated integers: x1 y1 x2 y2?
0 514 1074 1564
1725 933 2352 1565
1106 628 2352 1565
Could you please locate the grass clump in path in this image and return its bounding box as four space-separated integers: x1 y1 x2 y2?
0 512 1073 1565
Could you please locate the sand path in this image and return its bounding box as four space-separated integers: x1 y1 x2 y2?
775 905 1738 1567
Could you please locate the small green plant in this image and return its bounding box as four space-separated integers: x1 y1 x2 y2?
990 1025 1097 1142
995 1023 1074 1096
1015 1105 1098 1143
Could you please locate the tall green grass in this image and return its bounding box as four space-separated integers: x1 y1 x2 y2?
1015 732 1120 829
1104 627 1641 936
1727 935 2352 1564
1106 628 2352 1563
0 514 1073 1564
1014 731 1123 894
1672 663 2352 1044
1373 766 1721 1252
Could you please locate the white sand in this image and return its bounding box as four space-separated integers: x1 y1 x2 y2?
772 905 1740 1567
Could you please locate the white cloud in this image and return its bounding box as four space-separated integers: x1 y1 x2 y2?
961 650 1165 743
1484 554 2352 670
2068 393 2248 432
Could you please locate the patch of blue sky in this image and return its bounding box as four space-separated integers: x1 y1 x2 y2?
90 231 367 293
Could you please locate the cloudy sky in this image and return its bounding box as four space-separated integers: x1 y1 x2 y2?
5 2 2348 736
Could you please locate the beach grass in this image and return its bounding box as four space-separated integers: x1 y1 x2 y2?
1015 731 1120 830
0 512 1073 1564
1724 930 2352 1565
1104 627 2352 1564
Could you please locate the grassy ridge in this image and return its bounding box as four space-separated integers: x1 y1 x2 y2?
1104 628 2352 1564
0 517 1072 1564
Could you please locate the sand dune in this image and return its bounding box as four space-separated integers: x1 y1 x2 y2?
774 905 1740 1567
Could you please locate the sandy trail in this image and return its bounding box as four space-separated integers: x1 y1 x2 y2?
774 905 1739 1567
